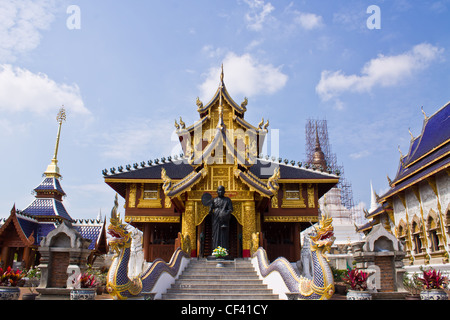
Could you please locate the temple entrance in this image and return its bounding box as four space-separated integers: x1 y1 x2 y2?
199 214 241 258
143 223 180 262
262 222 301 262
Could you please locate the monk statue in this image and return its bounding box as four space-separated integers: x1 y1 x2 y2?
208 185 233 250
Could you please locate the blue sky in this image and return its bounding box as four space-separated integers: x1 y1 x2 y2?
1 0 449 220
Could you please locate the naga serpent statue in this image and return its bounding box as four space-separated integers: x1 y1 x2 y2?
106 195 188 299
253 212 336 300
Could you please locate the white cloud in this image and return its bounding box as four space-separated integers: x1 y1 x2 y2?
293 12 324 30
0 64 89 115
316 43 444 101
243 0 275 31
99 119 180 161
0 0 58 62
199 52 288 100
349 150 371 159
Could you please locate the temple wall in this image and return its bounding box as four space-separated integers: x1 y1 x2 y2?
420 181 438 219
393 197 406 225
436 172 449 212
405 189 420 220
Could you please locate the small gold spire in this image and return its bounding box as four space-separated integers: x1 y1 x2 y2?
258 118 264 129
220 63 224 83
179 117 185 129
44 107 66 178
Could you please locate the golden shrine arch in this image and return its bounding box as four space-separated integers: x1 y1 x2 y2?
104 67 338 262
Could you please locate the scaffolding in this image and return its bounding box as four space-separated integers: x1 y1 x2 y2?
305 119 358 225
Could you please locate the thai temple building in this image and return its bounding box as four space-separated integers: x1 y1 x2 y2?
357 101 450 272
0 108 107 269
103 68 339 262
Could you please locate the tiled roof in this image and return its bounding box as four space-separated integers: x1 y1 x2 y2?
37 223 57 244
34 177 66 195
380 102 450 201
382 155 450 200
22 198 72 221
106 160 194 180
16 214 39 240
73 219 105 250
392 102 449 185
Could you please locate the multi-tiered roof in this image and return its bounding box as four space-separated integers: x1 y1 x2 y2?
357 101 450 232
1 108 106 252
104 67 339 200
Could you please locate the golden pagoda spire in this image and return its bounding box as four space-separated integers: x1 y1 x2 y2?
44 107 66 178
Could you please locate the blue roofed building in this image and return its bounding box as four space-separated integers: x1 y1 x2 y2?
0 108 107 269
357 101 450 273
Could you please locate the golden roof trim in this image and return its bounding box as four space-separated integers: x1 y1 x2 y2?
392 148 449 186
124 215 180 223
380 160 450 202
264 216 319 223
105 178 166 183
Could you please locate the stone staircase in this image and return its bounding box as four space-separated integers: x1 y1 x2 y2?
161 258 279 300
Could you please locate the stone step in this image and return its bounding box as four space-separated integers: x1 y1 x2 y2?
171 279 264 286
187 264 255 270
181 270 257 276
170 283 268 290
160 258 279 300
167 288 272 294
178 273 257 280
161 293 279 300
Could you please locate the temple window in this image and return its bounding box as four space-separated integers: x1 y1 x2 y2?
397 223 406 247
429 230 440 252
137 184 162 208
427 214 440 252
413 234 422 254
412 221 423 254
143 184 158 200
281 184 306 208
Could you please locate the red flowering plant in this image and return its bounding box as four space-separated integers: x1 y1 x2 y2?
0 266 25 287
342 267 369 291
72 272 99 289
418 267 448 290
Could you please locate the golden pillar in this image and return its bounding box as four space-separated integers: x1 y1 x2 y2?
182 200 197 257
243 200 256 257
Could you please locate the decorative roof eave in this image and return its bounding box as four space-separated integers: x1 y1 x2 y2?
188 125 224 165
380 155 450 202
162 166 208 198
0 206 36 247
392 144 450 186
404 138 450 170
33 177 66 196
197 66 248 115
176 115 210 134
233 115 269 134
355 219 377 233
396 102 450 172
187 114 260 167
365 204 392 219
196 84 247 115
234 166 280 198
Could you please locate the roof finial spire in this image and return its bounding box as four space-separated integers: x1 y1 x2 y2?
408 128 414 140
44 106 66 178
220 63 224 83
421 106 428 120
